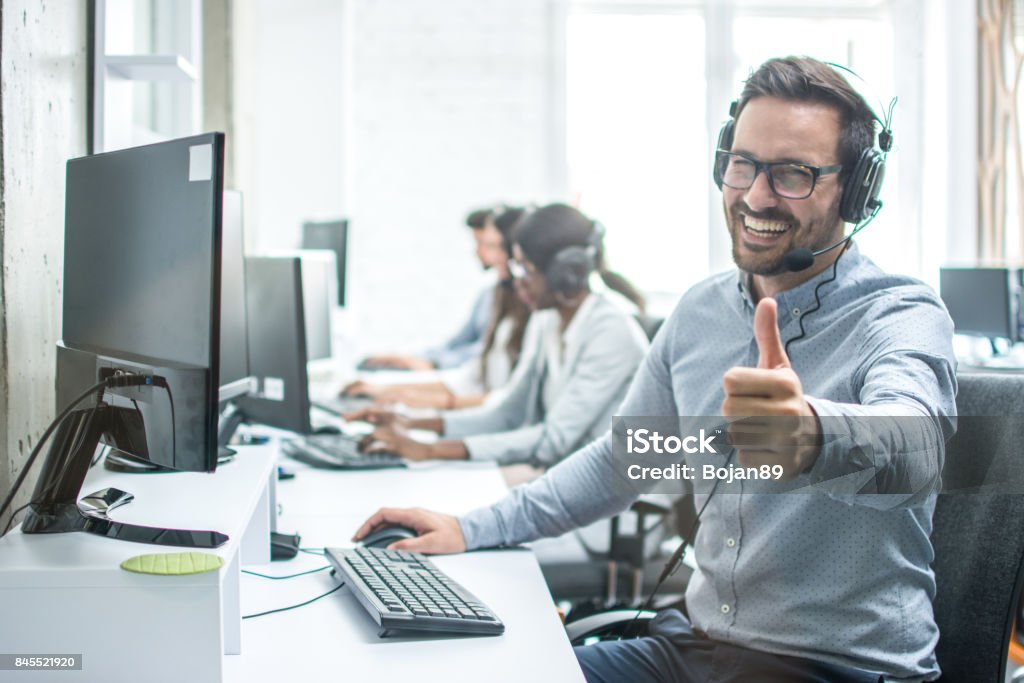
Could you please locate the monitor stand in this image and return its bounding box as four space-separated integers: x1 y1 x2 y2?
104 446 236 472
21 404 229 548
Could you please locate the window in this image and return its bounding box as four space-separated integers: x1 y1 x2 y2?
94 0 202 153
566 1 923 304
567 11 709 297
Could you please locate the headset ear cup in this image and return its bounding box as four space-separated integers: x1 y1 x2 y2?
546 246 593 294
839 148 885 224
713 119 735 190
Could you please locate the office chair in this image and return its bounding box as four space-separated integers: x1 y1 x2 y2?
634 314 665 342
536 494 696 623
568 372 1024 683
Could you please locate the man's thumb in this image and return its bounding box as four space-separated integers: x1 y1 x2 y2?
754 298 790 369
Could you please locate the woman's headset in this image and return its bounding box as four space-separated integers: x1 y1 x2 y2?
545 221 606 294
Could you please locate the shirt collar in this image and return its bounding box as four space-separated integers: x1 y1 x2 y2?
562 292 599 347
735 242 863 320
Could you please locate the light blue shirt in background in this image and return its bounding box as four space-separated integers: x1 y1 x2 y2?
459 244 957 681
423 283 494 369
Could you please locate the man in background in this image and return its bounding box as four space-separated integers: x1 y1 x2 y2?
359 206 504 371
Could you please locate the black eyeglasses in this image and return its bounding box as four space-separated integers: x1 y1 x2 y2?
715 150 842 200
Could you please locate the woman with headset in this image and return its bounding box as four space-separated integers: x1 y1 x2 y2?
345 203 649 468
342 206 532 409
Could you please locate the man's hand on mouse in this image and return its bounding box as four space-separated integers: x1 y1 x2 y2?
353 507 466 554
721 298 821 479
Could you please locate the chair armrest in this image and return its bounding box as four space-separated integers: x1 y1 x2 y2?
565 609 657 645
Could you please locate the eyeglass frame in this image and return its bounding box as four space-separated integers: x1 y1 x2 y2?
715 149 843 200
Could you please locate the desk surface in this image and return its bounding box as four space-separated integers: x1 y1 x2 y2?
225 459 585 683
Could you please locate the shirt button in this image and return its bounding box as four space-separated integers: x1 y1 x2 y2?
792 307 801 316
726 538 736 547
721 604 731 614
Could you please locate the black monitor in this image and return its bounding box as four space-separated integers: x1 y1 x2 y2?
22 133 233 548
234 256 313 435
302 219 348 306
939 267 1021 343
219 190 252 399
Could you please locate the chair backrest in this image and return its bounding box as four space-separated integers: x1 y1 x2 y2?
932 372 1024 682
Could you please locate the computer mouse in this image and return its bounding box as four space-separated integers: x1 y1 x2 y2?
359 525 418 549
313 425 342 435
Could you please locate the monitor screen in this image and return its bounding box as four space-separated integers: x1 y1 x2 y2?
64 138 222 370
302 219 348 306
236 256 312 434
60 133 226 472
939 267 1019 342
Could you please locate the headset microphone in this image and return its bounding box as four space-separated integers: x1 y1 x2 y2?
783 237 849 273
782 208 878 273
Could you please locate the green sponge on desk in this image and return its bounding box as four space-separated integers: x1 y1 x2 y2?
121 552 224 575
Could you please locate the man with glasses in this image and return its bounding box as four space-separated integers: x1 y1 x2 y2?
354 56 956 682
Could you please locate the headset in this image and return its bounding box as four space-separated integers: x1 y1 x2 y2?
713 103 892 226
545 220 606 294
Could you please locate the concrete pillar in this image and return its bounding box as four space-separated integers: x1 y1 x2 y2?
0 0 89 530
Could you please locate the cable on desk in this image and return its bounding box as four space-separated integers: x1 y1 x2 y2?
242 579 346 620
242 565 331 580
299 547 326 556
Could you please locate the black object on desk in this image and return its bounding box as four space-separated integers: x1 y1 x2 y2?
270 531 302 561
360 525 417 549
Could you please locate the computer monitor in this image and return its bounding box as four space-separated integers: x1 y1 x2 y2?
299 251 334 362
219 190 253 400
302 219 348 306
234 256 313 435
939 267 1021 343
22 133 233 547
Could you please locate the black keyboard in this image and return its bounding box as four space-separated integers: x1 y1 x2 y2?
282 435 406 470
326 546 504 637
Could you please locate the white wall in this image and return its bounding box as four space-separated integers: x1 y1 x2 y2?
233 0 559 355
230 0 981 355
0 1 89 527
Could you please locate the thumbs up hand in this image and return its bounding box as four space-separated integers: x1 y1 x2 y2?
721 298 821 479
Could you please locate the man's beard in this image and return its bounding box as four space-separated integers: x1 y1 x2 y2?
728 199 843 276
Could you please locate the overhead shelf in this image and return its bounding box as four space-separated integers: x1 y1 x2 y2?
105 54 198 83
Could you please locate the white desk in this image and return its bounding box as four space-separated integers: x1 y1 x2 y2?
224 460 586 683
0 445 278 683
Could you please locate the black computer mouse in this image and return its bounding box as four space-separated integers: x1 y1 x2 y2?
360 525 418 549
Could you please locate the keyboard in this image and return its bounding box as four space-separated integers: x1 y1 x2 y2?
281 435 406 470
326 546 504 637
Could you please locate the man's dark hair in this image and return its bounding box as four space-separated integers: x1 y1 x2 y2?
734 56 878 180
465 207 495 230
492 205 528 257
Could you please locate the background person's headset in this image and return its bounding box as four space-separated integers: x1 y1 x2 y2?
544 220 606 294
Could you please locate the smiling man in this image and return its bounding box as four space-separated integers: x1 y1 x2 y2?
353 57 956 682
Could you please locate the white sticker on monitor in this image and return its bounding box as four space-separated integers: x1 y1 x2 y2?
262 377 285 401
189 143 213 182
